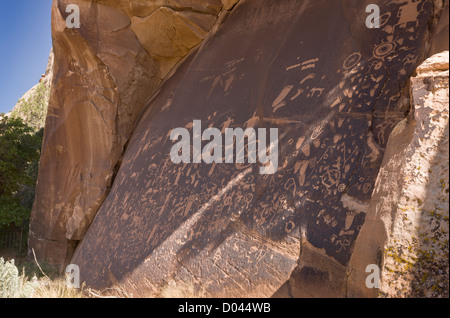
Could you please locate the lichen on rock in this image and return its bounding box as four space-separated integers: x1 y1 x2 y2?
348 51 449 298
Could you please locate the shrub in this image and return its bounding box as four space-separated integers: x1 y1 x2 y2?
0 257 85 298
32 277 84 298
0 117 43 228
11 82 49 131
0 257 39 298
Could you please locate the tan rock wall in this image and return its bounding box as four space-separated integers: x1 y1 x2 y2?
29 0 233 265
68 0 447 297
28 0 448 298
348 51 449 298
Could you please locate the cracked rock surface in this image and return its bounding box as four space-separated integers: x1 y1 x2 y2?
30 0 448 297
348 51 449 298
29 0 230 265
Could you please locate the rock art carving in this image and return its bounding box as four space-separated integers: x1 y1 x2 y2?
29 0 448 298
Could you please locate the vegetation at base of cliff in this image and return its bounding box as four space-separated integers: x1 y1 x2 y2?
157 279 206 298
0 257 84 298
10 82 49 131
0 117 43 228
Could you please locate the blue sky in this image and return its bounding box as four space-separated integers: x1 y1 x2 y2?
0 0 53 114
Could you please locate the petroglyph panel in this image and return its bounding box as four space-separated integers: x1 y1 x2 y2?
71 0 443 296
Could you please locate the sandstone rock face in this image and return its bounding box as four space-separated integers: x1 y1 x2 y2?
430 0 449 56
347 51 449 298
55 0 448 297
29 0 232 265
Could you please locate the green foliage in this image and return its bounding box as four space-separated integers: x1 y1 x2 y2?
11 82 49 131
0 117 43 227
0 257 39 298
0 198 29 228
0 258 85 298
19 260 59 280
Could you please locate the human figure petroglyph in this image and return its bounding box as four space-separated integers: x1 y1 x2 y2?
221 117 234 133
307 87 325 98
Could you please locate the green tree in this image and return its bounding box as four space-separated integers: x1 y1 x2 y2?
0 117 43 227
11 82 49 131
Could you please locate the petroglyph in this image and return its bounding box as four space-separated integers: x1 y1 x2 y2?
343 52 362 70
272 85 294 112
63 0 443 297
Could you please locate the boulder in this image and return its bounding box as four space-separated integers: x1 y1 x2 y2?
347 51 449 298
29 0 230 265
60 0 447 297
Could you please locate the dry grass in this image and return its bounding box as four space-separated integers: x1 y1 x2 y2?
1 257 85 298
157 279 206 298
3 256 207 298
31 277 84 298
85 285 132 298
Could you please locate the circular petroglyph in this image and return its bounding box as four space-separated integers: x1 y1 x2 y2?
343 52 362 70
379 12 392 27
321 169 341 188
372 61 383 70
374 42 395 58
363 183 372 194
285 220 295 233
